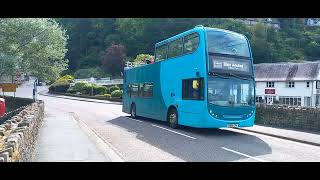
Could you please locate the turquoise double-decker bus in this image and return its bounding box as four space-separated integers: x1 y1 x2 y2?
122 25 255 129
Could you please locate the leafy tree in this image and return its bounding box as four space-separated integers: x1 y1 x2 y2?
100 44 126 76
0 18 68 81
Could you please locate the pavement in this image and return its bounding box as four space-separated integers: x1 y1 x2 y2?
237 125 320 147
33 107 110 162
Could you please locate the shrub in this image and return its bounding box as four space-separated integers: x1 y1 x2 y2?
74 81 89 93
67 88 77 94
103 94 111 98
49 80 70 93
57 75 74 83
95 86 107 95
111 90 123 98
109 85 120 93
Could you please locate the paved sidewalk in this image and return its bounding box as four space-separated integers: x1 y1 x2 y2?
237 125 320 146
38 90 122 105
33 107 110 162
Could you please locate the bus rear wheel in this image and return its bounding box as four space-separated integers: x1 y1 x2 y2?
130 104 137 119
168 108 178 129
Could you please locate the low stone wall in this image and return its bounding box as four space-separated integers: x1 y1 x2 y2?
0 100 44 162
256 104 320 132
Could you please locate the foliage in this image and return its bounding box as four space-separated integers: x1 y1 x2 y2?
104 93 111 98
133 54 154 63
56 18 320 75
67 88 77 94
0 18 68 81
100 44 126 76
49 80 70 93
109 85 120 93
73 81 89 93
111 90 123 98
57 74 74 83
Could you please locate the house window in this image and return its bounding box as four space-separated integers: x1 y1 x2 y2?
304 97 311 107
286 81 295 88
279 96 301 106
266 82 274 88
256 96 263 103
307 82 310 88
317 81 320 89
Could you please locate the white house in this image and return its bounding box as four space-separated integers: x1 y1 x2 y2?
254 61 320 107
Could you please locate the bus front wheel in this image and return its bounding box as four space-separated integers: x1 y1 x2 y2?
167 108 178 129
130 104 137 119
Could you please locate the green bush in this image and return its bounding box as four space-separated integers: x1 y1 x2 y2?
74 81 89 93
109 85 120 93
49 80 70 93
95 86 107 95
111 90 123 98
103 94 111 98
57 75 74 83
67 88 77 94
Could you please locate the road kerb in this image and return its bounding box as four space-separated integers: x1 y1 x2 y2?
71 113 125 162
234 127 320 147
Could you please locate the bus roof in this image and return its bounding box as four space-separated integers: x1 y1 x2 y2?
155 25 244 47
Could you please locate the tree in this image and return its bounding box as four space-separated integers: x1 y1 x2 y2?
0 18 68 81
100 44 127 76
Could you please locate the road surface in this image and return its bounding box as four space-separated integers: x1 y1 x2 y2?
35 90 320 162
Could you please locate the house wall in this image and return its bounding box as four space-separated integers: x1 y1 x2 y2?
256 80 319 107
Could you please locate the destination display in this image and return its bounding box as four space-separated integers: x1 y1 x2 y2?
210 55 251 73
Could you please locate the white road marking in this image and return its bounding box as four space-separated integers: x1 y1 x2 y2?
151 124 197 140
222 147 268 162
124 116 143 123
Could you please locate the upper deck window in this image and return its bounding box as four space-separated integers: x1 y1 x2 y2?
207 30 250 58
155 44 168 61
168 38 183 58
183 33 199 54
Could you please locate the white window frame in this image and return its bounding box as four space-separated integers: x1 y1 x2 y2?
266 81 274 88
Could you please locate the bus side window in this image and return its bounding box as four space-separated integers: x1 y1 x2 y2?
183 33 200 54
155 44 168 61
182 78 204 100
168 38 183 59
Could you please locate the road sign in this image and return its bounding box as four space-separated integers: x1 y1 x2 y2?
0 83 17 92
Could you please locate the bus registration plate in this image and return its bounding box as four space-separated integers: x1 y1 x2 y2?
227 124 238 128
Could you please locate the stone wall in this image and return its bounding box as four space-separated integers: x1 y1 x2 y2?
0 100 44 162
256 104 320 132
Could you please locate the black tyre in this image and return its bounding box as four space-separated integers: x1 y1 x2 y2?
130 104 137 119
167 108 178 129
